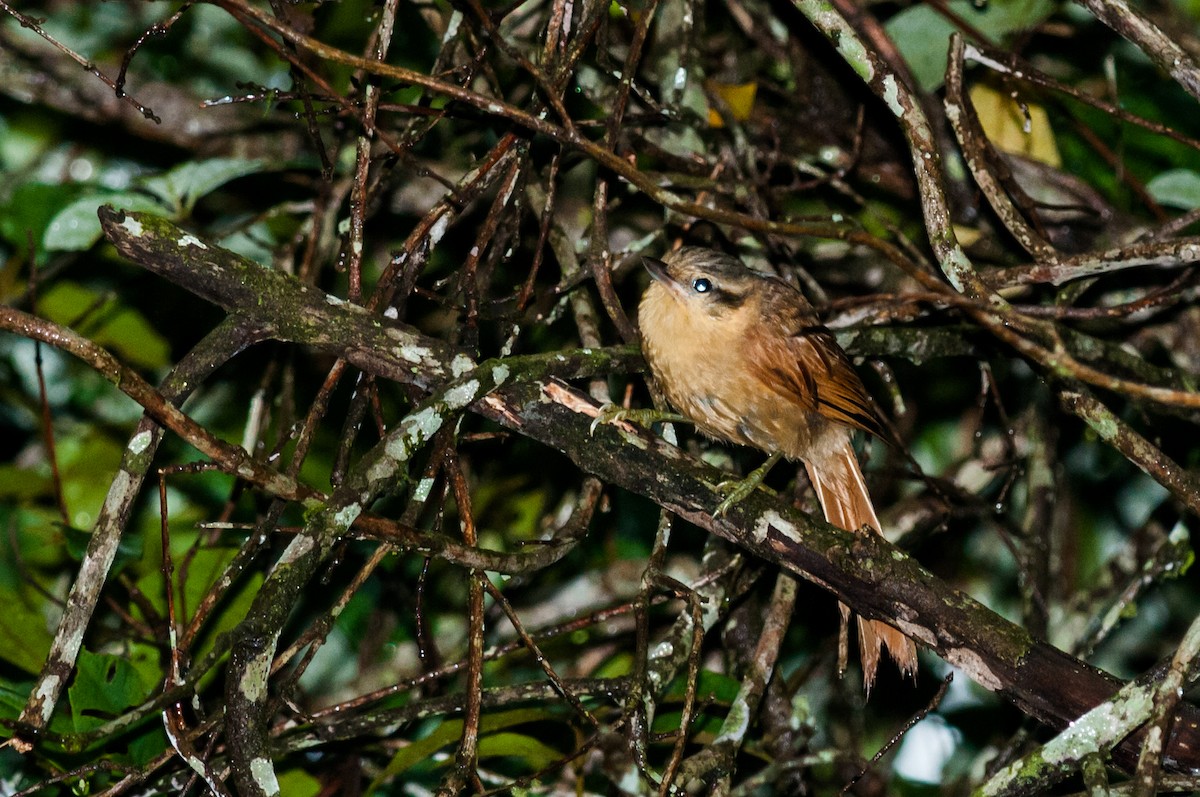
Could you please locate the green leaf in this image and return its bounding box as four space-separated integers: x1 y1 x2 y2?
0 582 56 674
176 546 264 674
68 649 152 733
662 668 742 704
276 769 322 797
478 732 565 768
44 191 170 252
593 650 634 679
371 718 459 786
367 708 565 793
0 678 33 725
0 505 70 572
0 183 87 262
138 158 267 214
0 464 54 502
42 158 267 251
886 0 1058 91
54 430 127 534
37 281 171 370
652 669 743 737
1147 169 1200 209
217 222 278 267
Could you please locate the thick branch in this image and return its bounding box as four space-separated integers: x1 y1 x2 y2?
484 380 1200 772
97 206 470 389
95 209 1200 773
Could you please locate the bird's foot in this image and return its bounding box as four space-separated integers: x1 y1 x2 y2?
713 452 784 516
589 404 687 435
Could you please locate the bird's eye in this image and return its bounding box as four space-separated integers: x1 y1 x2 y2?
692 277 712 293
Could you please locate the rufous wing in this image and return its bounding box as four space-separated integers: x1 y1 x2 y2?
743 316 887 442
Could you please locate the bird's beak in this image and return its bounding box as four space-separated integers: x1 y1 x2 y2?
642 256 689 301
642 256 671 284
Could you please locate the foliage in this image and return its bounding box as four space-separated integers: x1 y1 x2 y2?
1 0 1199 794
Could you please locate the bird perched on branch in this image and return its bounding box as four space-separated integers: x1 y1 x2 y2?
636 246 918 689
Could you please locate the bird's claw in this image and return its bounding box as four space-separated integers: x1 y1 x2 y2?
590 405 687 436
713 477 768 517
711 452 783 517
589 403 628 436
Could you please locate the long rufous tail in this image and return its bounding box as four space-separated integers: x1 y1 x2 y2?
804 439 918 692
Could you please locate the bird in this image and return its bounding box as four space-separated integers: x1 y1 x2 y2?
636 246 918 689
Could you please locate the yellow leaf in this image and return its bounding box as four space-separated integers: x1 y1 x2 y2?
705 80 758 128
969 83 1061 167
952 223 983 247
